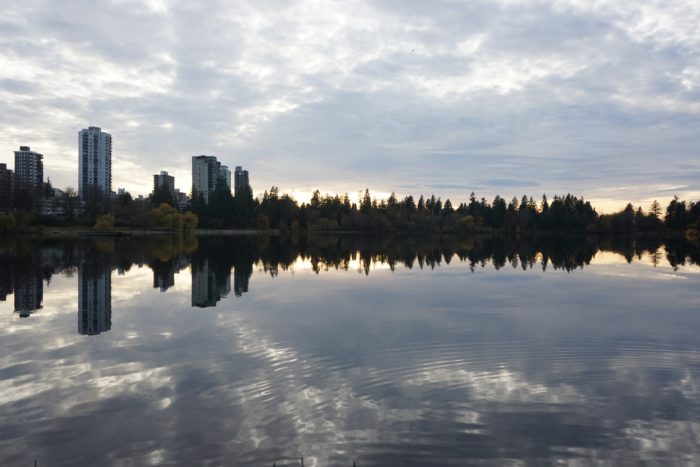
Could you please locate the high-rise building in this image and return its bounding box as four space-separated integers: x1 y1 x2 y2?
234 166 250 196
14 146 43 193
78 256 112 335
153 171 175 197
220 165 231 191
0 163 13 213
79 127 112 200
192 155 221 204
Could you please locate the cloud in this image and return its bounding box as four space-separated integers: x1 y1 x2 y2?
0 0 698 209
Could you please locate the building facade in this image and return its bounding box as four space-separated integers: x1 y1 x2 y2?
153 171 176 197
79 127 112 200
14 146 43 194
220 165 231 191
192 155 221 204
234 166 250 196
174 189 189 212
37 188 68 217
0 163 13 213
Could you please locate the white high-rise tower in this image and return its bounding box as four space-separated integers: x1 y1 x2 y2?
79 126 112 200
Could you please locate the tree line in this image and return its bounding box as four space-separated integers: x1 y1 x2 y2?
2 181 700 236
2 234 699 289
193 186 700 235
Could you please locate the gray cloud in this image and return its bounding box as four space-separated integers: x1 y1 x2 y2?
0 0 698 210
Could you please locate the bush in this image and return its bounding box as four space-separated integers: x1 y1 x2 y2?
457 216 476 234
0 213 17 232
147 204 199 232
94 213 115 230
182 211 198 231
255 214 271 231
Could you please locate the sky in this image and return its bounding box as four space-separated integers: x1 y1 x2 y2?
0 0 699 212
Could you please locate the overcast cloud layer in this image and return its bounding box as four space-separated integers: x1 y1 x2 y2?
1 0 699 210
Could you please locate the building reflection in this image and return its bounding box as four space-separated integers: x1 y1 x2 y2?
2 234 700 336
233 267 249 297
151 254 189 292
0 257 12 302
14 264 43 318
78 255 112 336
0 251 46 318
191 259 231 308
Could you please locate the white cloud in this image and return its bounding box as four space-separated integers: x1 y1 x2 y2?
0 0 698 208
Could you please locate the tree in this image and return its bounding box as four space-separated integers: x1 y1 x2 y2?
310 190 321 209
182 211 199 232
64 186 78 219
0 213 17 232
387 192 398 212
457 215 475 233
256 214 271 231
94 213 115 230
443 199 454 215
492 196 507 228
232 185 256 227
361 189 372 214
403 195 416 213
152 184 174 207
665 196 688 230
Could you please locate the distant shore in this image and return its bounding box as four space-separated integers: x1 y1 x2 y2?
4 226 696 242
27 227 276 239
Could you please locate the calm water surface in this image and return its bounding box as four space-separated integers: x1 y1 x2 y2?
1 235 700 466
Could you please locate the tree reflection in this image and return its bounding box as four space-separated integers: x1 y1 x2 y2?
0 235 699 328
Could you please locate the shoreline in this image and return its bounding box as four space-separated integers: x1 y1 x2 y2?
2 226 693 240
32 227 278 239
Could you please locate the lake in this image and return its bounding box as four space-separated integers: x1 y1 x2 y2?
1 235 699 466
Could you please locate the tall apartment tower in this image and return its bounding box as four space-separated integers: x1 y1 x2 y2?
234 166 250 196
0 163 13 213
79 127 112 200
14 146 43 193
153 171 175 197
192 155 221 204
220 165 232 191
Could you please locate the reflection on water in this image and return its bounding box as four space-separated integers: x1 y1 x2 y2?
78 252 112 335
2 235 699 322
0 234 699 466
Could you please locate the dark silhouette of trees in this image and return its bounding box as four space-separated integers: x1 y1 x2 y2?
9 180 700 236
151 184 174 207
3 235 699 306
174 189 700 234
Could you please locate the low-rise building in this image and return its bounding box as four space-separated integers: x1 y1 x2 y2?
174 189 189 212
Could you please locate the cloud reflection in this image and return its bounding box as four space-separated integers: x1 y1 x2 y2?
1 236 700 465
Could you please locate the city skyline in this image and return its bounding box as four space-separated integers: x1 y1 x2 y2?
1 2 699 212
